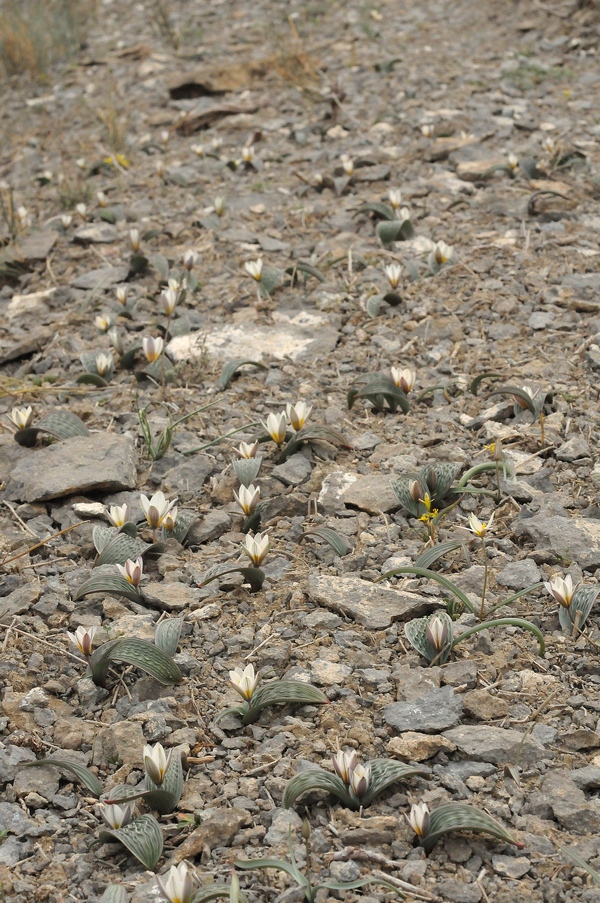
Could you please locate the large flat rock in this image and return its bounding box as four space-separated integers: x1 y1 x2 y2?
513 513 600 570
5 434 138 502
443 725 545 766
168 308 340 364
307 574 434 630
342 474 399 514
384 686 463 734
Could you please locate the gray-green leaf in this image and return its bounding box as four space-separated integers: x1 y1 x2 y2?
218 358 268 390
21 757 103 797
155 618 183 657
301 527 351 557
99 814 163 870
421 802 521 852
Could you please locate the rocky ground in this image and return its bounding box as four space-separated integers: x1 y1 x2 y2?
1 0 600 900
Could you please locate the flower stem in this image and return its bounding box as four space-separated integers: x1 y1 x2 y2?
480 537 489 620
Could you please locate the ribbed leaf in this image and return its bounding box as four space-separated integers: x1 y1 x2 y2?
14 410 89 446
218 358 268 390
259 266 284 295
191 885 248 903
378 566 477 616
377 219 414 245
90 638 123 687
347 375 410 414
99 814 163 870
390 474 425 517
76 373 110 387
244 680 327 724
354 201 395 220
214 704 248 724
110 638 182 685
365 295 384 318
558 843 600 885
73 571 144 604
278 424 351 464
155 618 183 657
420 462 461 504
489 384 539 417
568 584 600 630
470 372 502 396
282 769 354 810
404 612 454 665
363 759 428 805
93 525 118 554
422 802 521 852
415 540 470 570
21 757 103 797
286 261 327 283
94 533 151 567
167 508 198 544
142 750 184 813
301 527 352 557
200 563 265 593
320 878 400 894
104 784 141 802
233 457 263 487
99 885 127 903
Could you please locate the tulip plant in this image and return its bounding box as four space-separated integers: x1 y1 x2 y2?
216 664 328 726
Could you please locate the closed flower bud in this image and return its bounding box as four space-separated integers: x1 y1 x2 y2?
233 483 260 515
157 862 195 903
116 556 143 586
384 263 402 289
99 801 134 830
407 802 430 837
143 336 164 363
332 750 358 784
214 196 225 216
388 188 402 209
236 441 259 459
544 574 575 608
95 352 114 377
286 401 312 431
61 213 72 229
67 625 98 657
161 506 178 533
348 762 371 798
143 742 171 785
106 504 129 527
242 531 270 566
115 286 128 306
182 249 198 271
95 315 112 333
426 615 448 652
140 491 178 529
244 258 263 281
161 287 178 315
390 367 415 394
262 412 287 444
340 153 354 176
130 227 140 252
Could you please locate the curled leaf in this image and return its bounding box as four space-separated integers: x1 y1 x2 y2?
419 802 522 852
301 527 352 557
14 410 89 447
218 358 268 390
200 563 265 593
21 757 103 797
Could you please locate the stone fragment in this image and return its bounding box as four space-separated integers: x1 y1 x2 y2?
462 689 509 721
456 158 510 181
571 766 600 790
187 510 230 544
71 265 129 289
0 582 42 624
265 808 302 846
443 725 544 765
318 471 358 514
309 659 352 686
308 574 434 630
492 855 531 879
73 224 119 243
387 732 457 761
168 307 340 364
0 836 33 866
0 229 57 272
5 434 137 502
513 513 600 570
144 581 202 612
531 769 600 834
13 764 59 800
556 435 591 461
335 809 398 844
384 686 463 734
173 808 250 861
441 661 478 689
495 558 541 589
0 745 35 782
92 720 146 766
160 456 214 493
271 454 312 487
436 879 482 902
341 474 400 514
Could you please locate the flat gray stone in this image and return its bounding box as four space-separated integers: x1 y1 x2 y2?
495 558 541 590
309 659 353 686
513 513 600 570
71 265 129 289
272 454 312 486
492 854 531 879
318 471 358 514
436 880 482 903
5 434 137 502
443 725 544 766
0 229 57 269
0 801 40 837
168 307 340 364
556 435 591 462
530 769 600 834
342 474 400 514
0 582 42 624
265 808 302 846
144 581 203 612
0 835 33 865
187 509 230 544
73 224 119 244
307 574 434 630
384 686 463 734
161 456 214 493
